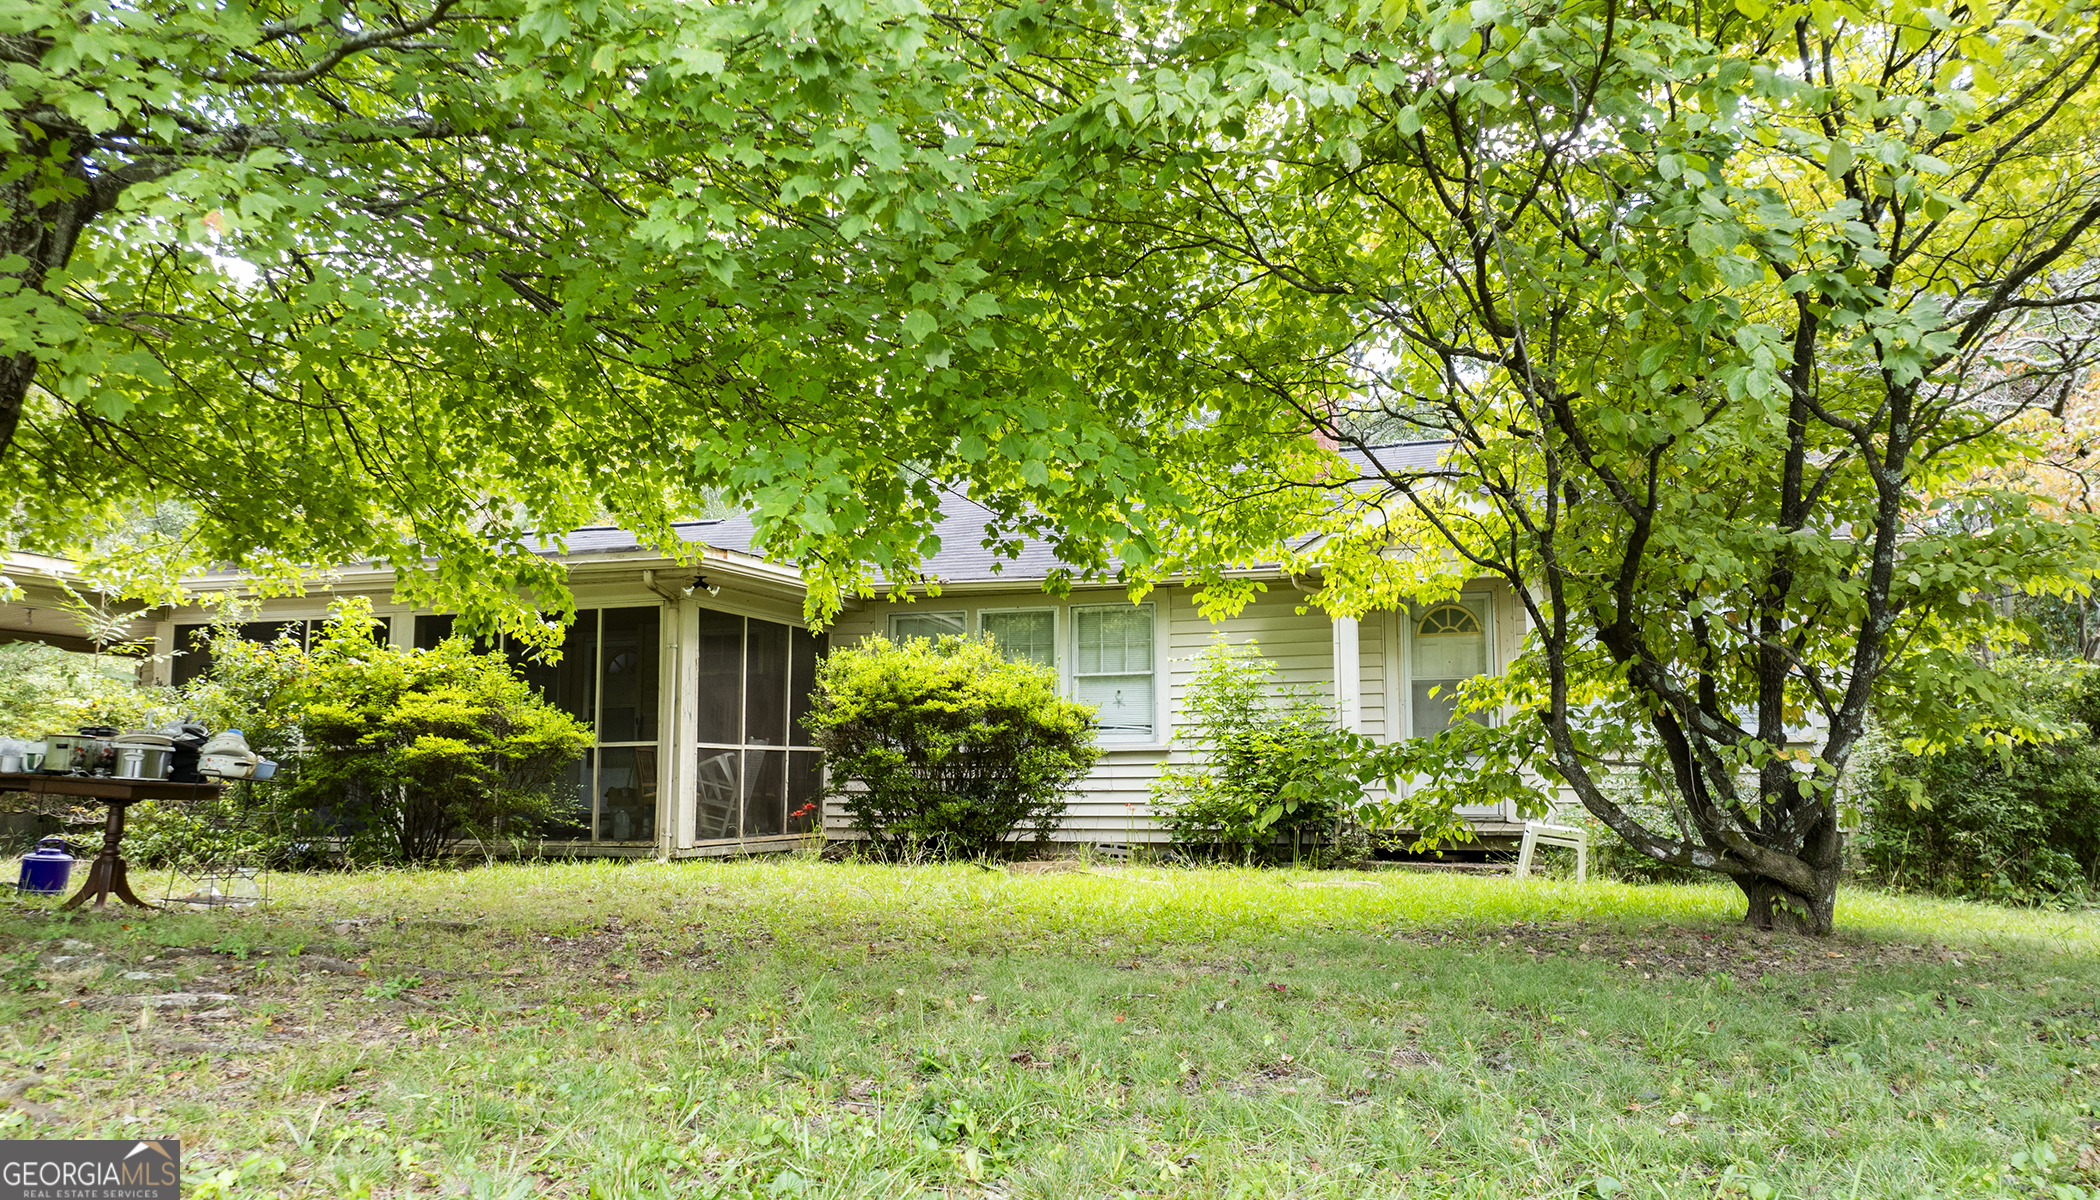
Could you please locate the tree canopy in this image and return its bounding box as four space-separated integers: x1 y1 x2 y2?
0 0 1270 637
9 0 2100 928
1016 0 2100 930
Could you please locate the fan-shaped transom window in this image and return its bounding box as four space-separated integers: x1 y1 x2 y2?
1417 604 1482 637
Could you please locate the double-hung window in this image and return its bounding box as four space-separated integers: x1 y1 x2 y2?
979 608 1056 667
1071 603 1155 742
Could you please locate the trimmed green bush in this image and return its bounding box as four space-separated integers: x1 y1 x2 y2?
1863 658 2100 904
806 635 1099 860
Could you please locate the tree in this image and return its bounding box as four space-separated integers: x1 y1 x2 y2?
806 634 1099 859
1003 0 2100 932
0 0 1229 638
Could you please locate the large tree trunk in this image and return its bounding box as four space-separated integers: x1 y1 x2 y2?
1737 871 1837 935
0 350 37 464
0 130 107 463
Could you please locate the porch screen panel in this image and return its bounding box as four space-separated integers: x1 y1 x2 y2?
173 617 389 687
787 752 823 834
693 610 826 841
598 745 658 842
744 620 789 746
543 749 594 839
397 607 667 842
694 750 741 840
695 609 744 744
508 618 596 725
789 628 826 745
598 608 659 742
744 750 787 837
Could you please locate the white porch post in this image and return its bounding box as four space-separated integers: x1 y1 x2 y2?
1332 615 1361 734
667 597 699 856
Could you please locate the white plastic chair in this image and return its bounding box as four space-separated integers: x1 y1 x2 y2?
1513 820 1588 883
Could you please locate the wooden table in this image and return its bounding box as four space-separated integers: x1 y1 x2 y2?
0 774 223 910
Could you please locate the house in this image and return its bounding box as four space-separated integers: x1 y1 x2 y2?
3 444 1538 857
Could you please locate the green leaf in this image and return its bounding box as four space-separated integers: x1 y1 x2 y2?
1825 139 1854 180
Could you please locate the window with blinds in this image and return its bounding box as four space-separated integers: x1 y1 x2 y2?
1072 604 1155 741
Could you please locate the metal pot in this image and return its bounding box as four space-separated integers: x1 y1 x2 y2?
114 745 175 780
113 732 174 780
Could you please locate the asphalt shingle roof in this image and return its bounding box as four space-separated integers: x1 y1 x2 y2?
555 443 1450 586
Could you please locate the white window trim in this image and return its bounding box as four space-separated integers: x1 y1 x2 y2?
1392 591 1505 818
871 596 1170 750
1069 600 1161 746
976 605 1060 668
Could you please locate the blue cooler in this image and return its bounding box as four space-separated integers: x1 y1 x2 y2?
17 837 74 895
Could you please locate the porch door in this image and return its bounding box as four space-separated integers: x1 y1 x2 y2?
1410 599 1488 737
1407 596 1507 821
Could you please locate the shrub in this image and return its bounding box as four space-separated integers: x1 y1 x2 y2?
1862 658 2100 904
284 609 594 863
1153 639 1368 864
806 635 1099 860
132 600 593 866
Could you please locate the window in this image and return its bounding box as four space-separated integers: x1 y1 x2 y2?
1072 603 1155 741
889 610 965 642
694 611 827 840
979 609 1056 667
1411 598 1488 737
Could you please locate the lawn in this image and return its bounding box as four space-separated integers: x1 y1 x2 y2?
0 857 2095 1199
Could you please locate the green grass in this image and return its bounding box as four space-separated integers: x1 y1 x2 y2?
0 857 2095 1198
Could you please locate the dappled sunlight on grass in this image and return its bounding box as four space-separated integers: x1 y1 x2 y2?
184 856 2100 958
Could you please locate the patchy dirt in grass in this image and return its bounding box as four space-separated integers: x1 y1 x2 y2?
1386 920 1990 983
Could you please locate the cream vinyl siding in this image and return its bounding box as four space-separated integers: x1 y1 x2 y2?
827 584 1538 842
829 586 1337 842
